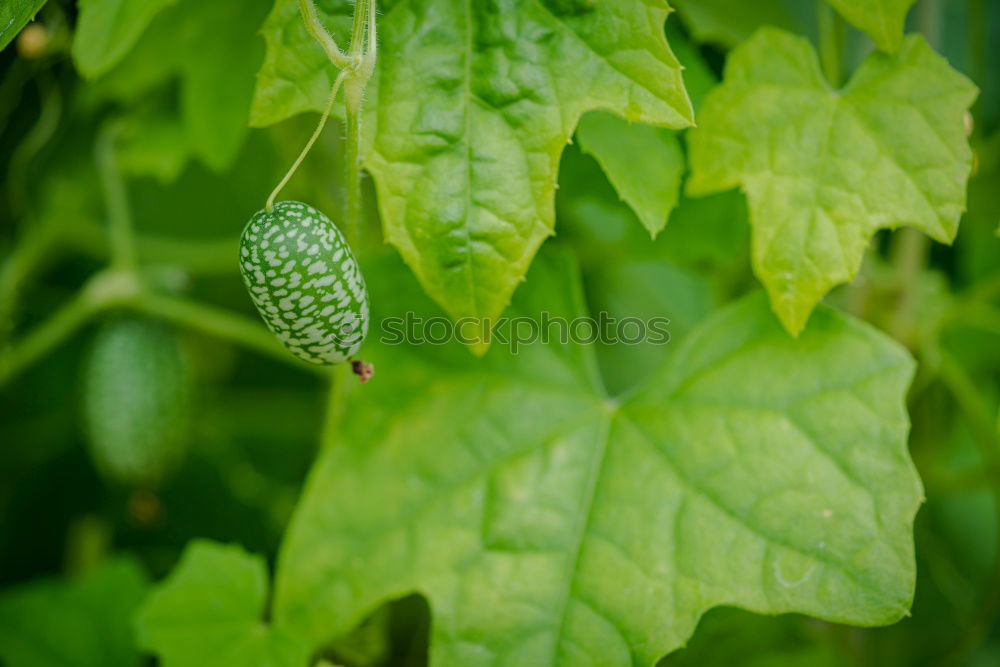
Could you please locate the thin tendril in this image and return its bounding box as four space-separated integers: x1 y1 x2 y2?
265 67 350 213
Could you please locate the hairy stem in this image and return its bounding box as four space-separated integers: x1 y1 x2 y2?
343 0 375 238
349 0 369 58
344 90 363 236
298 0 350 68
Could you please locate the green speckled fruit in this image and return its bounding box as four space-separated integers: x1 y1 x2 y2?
82 317 190 485
239 201 370 364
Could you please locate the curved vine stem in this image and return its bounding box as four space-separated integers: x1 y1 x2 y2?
267 0 377 216
265 67 350 212
298 0 350 69
7 71 61 219
0 269 140 387
95 122 137 271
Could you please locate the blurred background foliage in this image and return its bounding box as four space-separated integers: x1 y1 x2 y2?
0 0 999 665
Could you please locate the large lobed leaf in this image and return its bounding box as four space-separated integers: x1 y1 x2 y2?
687 28 977 336
134 541 309 667
271 250 922 666
252 0 693 338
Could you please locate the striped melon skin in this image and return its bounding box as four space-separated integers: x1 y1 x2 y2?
239 201 370 365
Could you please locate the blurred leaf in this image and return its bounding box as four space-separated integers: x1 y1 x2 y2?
90 0 271 171
585 259 713 396
672 0 816 48
0 0 46 52
688 29 977 335
116 105 191 183
556 143 749 284
827 0 916 53
659 190 750 274
0 557 149 667
674 0 914 53
126 130 279 240
135 540 308 667
252 0 693 335
659 607 847 667
274 250 921 665
576 111 684 237
666 23 717 112
72 0 177 78
957 152 1000 283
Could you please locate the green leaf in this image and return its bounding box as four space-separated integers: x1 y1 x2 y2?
672 0 915 53
89 0 272 172
273 250 922 665
555 143 749 280
584 259 713 396
827 0 916 53
71 0 177 78
0 558 149 667
672 0 816 49
687 29 977 336
0 0 46 52
665 23 717 112
135 540 309 667
116 107 192 183
661 607 847 667
252 0 693 335
576 112 684 238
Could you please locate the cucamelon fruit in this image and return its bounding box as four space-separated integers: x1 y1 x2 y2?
239 201 369 365
82 317 190 485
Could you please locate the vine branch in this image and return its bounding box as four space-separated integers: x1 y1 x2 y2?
298 0 351 68
95 122 137 271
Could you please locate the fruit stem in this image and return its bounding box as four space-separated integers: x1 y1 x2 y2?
266 0 376 217
265 67 350 213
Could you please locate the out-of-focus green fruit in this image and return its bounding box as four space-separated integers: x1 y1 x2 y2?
82 317 190 485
